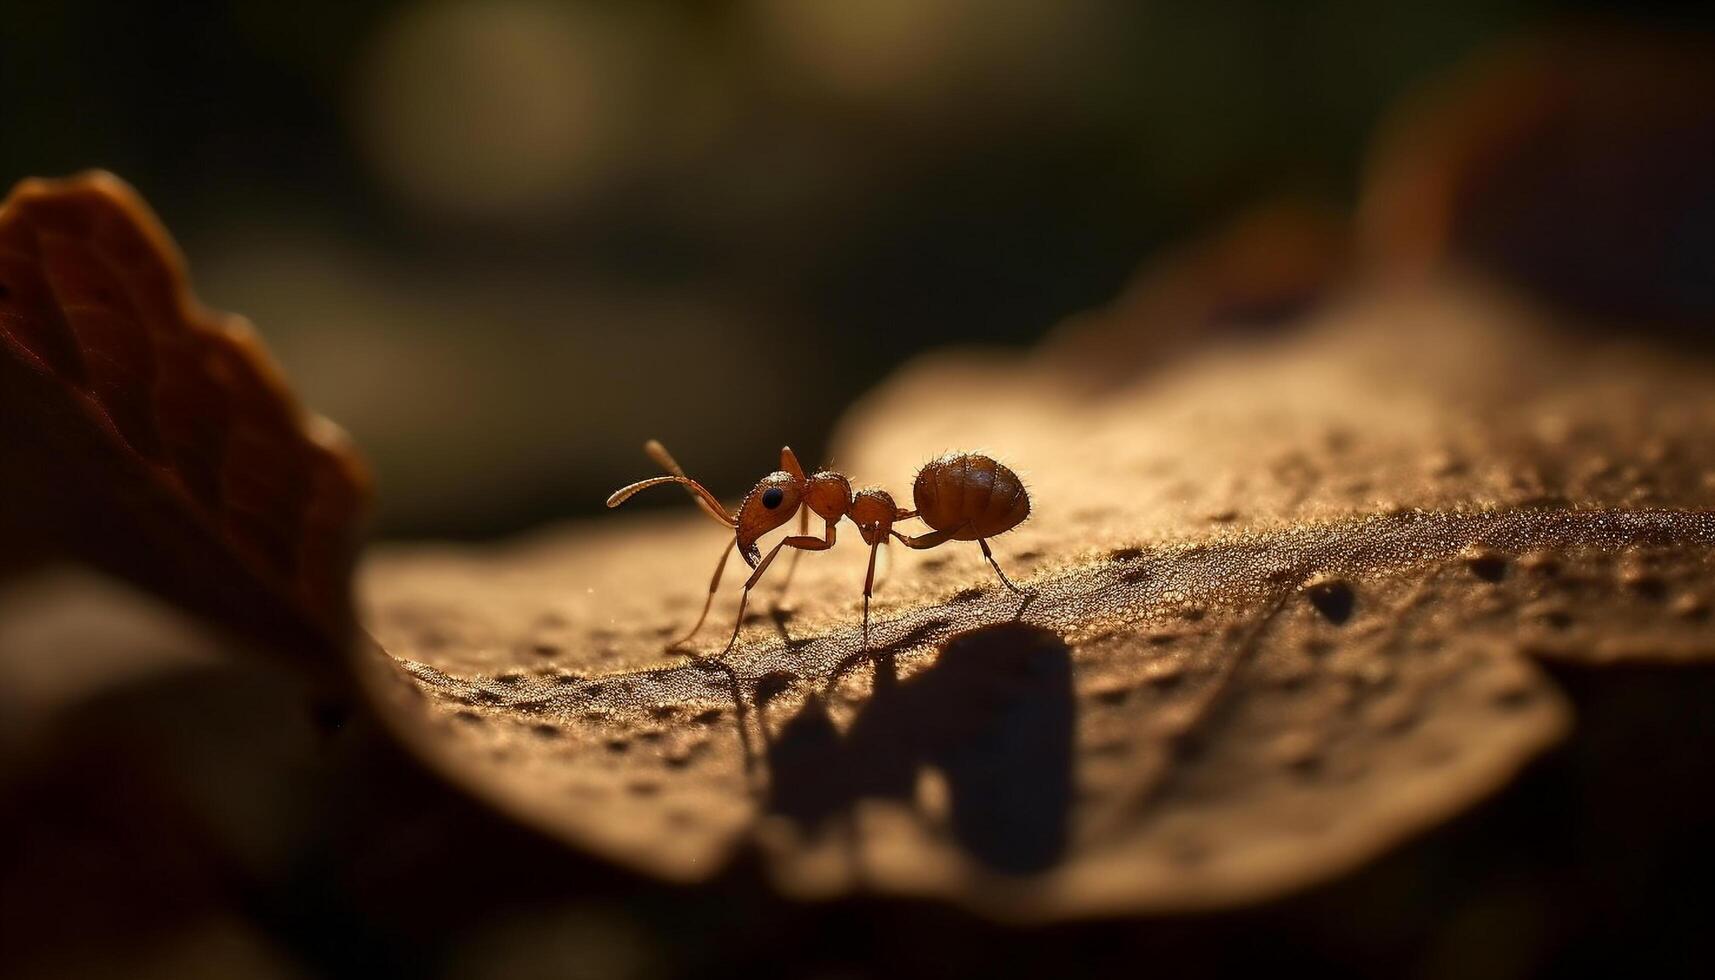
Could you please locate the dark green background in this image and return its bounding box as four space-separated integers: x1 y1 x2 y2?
3 0 1706 537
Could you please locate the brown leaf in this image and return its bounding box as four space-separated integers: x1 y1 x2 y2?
10 172 1706 923
0 173 371 671
358 281 1715 918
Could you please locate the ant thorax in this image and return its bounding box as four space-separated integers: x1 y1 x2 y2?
850 489 899 545
805 471 854 522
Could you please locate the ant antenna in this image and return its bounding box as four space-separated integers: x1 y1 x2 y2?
607 477 733 527
605 441 734 528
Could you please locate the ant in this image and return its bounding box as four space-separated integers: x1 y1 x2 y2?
607 440 1032 654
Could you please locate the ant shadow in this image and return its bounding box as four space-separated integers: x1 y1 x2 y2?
764 604 817 653
758 621 1074 875
666 597 813 657
699 618 952 785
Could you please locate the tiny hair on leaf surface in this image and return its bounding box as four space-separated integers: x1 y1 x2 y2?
360 281 1715 919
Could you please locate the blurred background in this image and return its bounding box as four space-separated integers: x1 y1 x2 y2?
2 0 1710 540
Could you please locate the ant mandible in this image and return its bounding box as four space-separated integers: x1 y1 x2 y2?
606 440 1032 653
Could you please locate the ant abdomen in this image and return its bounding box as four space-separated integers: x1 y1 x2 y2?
913 452 1030 541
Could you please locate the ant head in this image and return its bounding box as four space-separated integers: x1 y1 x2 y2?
849 489 898 546
736 468 804 566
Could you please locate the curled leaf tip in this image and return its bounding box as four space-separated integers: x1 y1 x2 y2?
0 171 372 669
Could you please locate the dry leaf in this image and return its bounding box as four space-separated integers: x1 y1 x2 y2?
360 281 1715 919
6 171 1711 925
0 173 371 672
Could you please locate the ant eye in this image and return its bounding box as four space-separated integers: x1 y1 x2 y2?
762 487 785 509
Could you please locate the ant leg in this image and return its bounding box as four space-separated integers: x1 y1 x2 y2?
725 527 836 654
771 506 811 611
673 538 735 649
895 525 1030 594
862 540 882 647
872 539 893 591
978 538 1031 595
891 526 960 549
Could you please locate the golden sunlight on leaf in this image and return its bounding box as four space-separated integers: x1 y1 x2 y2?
4 170 1711 927
359 280 1715 919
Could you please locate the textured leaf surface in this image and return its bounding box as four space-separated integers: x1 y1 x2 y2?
361 283 1715 918
0 173 371 666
